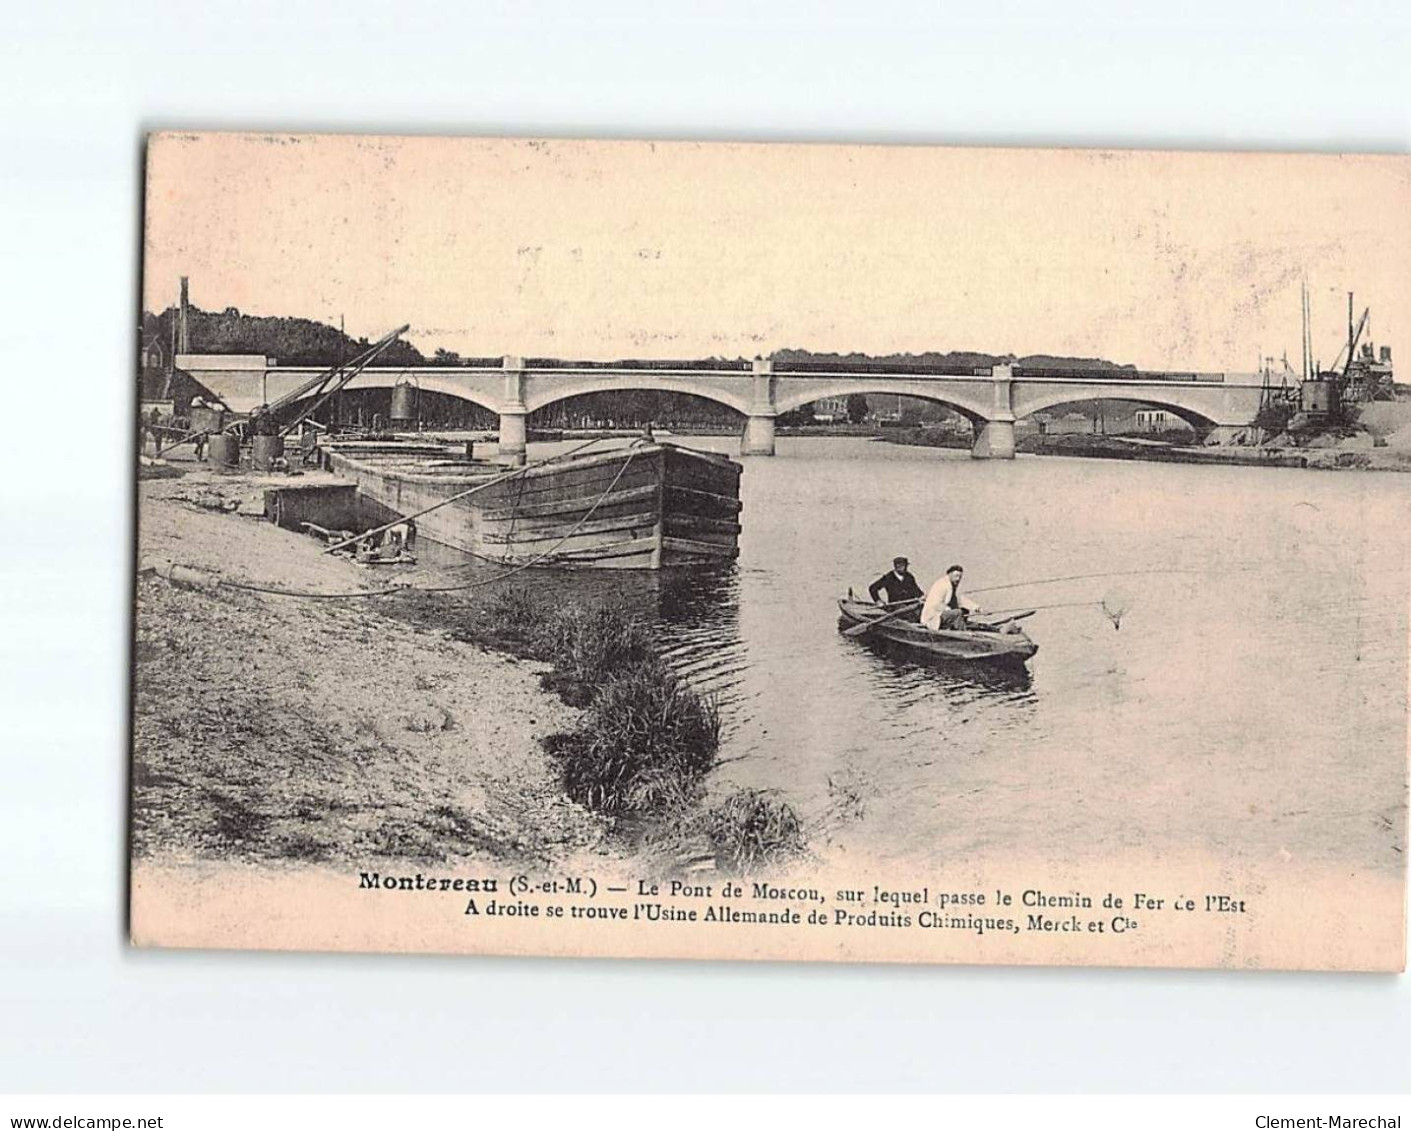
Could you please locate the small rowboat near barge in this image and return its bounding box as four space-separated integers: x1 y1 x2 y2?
836 596 1038 665
322 439 742 570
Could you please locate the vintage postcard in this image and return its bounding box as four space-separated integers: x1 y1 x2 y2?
131 133 1408 970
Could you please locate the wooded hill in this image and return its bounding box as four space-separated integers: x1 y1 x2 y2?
141 305 432 368
141 306 1136 375
772 348 1136 371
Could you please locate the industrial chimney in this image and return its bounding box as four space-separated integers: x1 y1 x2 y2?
177 276 190 354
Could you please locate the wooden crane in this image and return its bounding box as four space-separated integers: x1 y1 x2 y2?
155 324 410 456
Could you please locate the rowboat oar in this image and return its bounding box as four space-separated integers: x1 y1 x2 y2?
841 597 924 637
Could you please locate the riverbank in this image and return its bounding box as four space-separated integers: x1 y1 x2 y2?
877 426 1411 471
132 463 614 871
133 457 805 877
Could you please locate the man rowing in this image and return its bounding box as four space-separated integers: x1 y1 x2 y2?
922 564 978 630
869 556 925 621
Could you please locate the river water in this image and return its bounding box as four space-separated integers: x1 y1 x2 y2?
446 437 1411 874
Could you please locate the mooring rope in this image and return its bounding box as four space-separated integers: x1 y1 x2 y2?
212 576 403 600
500 452 531 565
320 435 610 554
413 446 641 593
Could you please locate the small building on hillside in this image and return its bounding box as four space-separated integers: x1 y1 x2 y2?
811 394 851 423
1128 408 1193 434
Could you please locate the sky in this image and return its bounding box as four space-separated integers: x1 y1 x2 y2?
143 133 1411 373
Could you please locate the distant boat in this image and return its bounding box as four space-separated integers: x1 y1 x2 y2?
836 596 1038 665
323 439 742 569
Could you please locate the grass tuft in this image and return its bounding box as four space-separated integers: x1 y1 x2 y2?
530 602 656 704
548 660 719 814
479 586 545 640
704 788 806 873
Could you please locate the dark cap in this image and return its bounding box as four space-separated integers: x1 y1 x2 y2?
893 556 909 567
946 563 963 573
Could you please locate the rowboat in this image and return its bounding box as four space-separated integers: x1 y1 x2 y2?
836 596 1038 665
321 439 742 569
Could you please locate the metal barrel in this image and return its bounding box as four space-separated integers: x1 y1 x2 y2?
190 405 225 434
207 433 240 469
252 434 285 471
390 381 417 423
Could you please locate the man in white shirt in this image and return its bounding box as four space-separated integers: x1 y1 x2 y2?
921 564 976 630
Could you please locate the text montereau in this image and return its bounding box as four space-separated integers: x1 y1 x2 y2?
359 872 497 893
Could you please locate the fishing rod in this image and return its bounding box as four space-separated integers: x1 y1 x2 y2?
967 567 1197 597
984 599 1108 615
967 559 1305 598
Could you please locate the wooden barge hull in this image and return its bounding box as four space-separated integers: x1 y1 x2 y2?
836 598 1038 664
323 441 742 569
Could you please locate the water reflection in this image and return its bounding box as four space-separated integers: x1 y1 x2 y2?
845 631 1037 700
653 568 750 698
403 541 752 704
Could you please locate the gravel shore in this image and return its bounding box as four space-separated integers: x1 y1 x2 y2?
131 461 614 871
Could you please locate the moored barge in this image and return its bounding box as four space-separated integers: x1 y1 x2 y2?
322 439 742 569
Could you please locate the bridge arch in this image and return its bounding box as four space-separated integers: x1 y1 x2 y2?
285 370 503 417
523 376 751 416
773 382 990 423
1014 388 1220 432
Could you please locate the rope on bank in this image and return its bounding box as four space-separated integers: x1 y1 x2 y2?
153 442 644 603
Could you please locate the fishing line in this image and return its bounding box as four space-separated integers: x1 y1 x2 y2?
967 567 1199 596
981 593 1129 630
967 559 1306 598
982 599 1109 616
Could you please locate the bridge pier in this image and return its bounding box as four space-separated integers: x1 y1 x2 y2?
499 356 528 466
971 364 1017 459
971 420 1016 459
498 410 528 465
742 414 776 456
742 358 777 456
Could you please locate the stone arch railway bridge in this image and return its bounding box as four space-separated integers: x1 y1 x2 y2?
179 353 1268 464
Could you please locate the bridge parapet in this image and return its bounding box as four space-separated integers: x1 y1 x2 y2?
1012 366 1228 382
774 360 995 378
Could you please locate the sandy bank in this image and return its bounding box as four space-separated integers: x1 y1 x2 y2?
132 463 614 872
